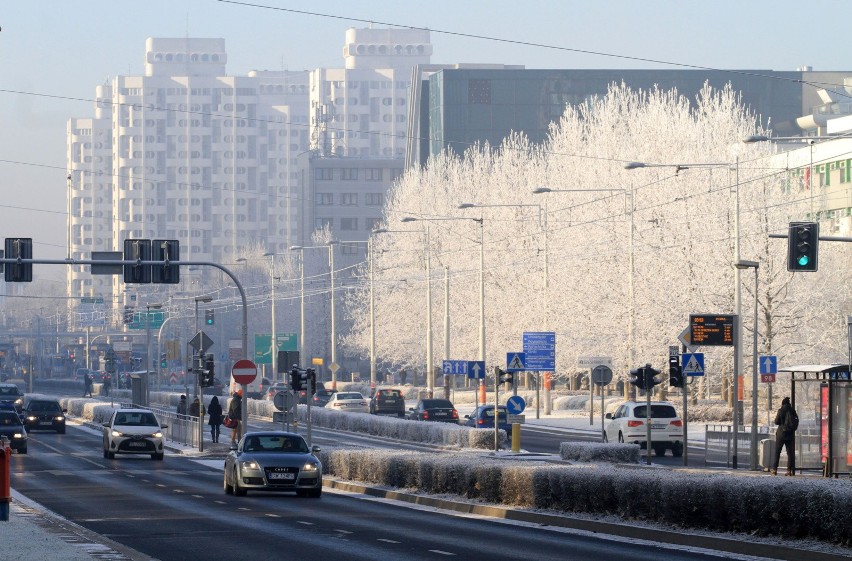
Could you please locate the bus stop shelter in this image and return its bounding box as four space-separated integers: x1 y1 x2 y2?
779 364 851 477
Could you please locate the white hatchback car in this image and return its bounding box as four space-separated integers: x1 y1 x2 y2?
103 408 168 460
324 391 369 413
604 401 684 457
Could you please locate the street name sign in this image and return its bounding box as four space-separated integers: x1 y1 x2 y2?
442 360 468 376
523 331 556 371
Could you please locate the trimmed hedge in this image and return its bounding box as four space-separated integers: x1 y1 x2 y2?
560 442 640 463
317 448 852 546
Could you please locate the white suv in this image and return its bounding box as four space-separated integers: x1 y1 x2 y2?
103 408 167 460
604 401 684 457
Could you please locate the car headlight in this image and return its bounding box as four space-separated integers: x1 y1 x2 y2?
151 431 163 438
240 461 260 472
27 416 37 421
302 462 319 472
13 432 24 439
111 430 125 437
15 398 23 406
55 416 65 421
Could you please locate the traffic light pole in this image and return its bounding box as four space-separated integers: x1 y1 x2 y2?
494 366 500 453
645 374 652 466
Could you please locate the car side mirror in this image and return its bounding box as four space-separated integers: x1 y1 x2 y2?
464 415 470 419
311 445 321 454
62 409 68 413
160 424 169 429
605 413 612 419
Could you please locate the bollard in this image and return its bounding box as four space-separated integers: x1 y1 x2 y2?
511 423 521 452
1 436 10 521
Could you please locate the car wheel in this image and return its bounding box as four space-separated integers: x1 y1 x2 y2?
58 427 66 434
672 441 684 457
233 469 247 496
602 432 608 443
223 471 233 495
107 450 115 459
308 487 322 498
653 444 667 456
618 432 624 443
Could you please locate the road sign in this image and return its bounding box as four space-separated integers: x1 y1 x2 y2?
507 414 525 424
228 339 243 361
467 361 485 379
677 327 698 352
523 331 556 371
442 360 468 376
128 310 165 330
591 365 613 386
231 359 258 385
506 395 526 415
689 314 735 346
578 356 612 369
312 357 324 366
759 356 778 375
273 390 297 412
189 330 215 352
253 333 298 364
506 352 526 372
329 362 340 373
760 373 776 383
682 352 705 376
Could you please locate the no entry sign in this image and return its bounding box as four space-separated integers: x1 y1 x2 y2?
231 359 258 384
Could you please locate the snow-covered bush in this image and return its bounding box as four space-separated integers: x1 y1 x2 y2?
559 442 640 463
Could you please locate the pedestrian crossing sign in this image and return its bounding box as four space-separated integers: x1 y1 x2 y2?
682 352 705 376
506 352 526 372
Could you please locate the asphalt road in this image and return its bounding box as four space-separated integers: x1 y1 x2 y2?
13 423 740 561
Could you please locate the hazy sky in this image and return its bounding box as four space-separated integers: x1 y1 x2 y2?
1 0 849 280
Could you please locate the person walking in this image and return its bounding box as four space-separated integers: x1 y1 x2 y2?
207 395 223 443
771 396 799 476
176 395 187 418
189 397 201 418
227 389 243 445
83 373 94 397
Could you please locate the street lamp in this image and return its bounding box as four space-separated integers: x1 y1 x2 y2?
735 259 760 470
263 252 281 379
144 303 162 407
401 215 485 395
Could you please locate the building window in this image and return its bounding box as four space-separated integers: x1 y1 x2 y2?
341 193 358 206
365 218 382 231
315 217 331 230
341 168 359 180
469 79 492 104
340 217 357 231
365 168 383 181
366 193 384 206
340 243 359 255
317 193 334 205
315 168 333 180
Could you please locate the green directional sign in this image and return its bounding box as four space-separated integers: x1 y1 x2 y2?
254 333 298 364
128 311 165 330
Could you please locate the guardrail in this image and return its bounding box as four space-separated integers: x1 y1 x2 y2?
704 424 821 470
124 403 201 447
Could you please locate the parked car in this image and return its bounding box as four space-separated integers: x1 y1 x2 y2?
324 392 369 414
22 397 67 434
0 383 24 412
369 388 405 417
407 398 459 423
0 409 27 453
223 431 322 497
604 401 684 457
462 405 512 437
310 386 335 408
102 408 168 460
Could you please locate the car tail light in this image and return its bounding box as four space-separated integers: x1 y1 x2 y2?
333 402 341 408
477 418 485 426
451 410 458 419
360 401 367 406
627 420 644 427
670 420 683 427
422 411 430 420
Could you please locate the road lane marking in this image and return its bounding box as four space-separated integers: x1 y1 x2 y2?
265 513 281 518
297 521 314 525
192 494 204 498
378 538 400 544
429 550 455 556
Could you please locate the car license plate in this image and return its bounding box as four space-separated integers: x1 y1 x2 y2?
39 421 53 426
129 441 146 447
651 424 666 429
434 412 447 417
269 472 295 480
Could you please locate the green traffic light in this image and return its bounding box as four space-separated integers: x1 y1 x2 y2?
797 255 810 267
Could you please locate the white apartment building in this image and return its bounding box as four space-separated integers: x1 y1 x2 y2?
67 38 310 319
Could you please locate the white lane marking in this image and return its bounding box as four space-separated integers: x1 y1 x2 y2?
156 484 166 487
238 507 250 511
297 521 314 525
192 494 204 498
377 538 400 544
334 529 352 534
265 513 281 518
429 550 455 556
214 500 226 504
173 489 185 493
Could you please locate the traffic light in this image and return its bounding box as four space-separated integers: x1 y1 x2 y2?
644 365 662 389
306 368 317 394
4 237 33 282
200 357 215 387
289 367 303 391
205 309 215 326
669 355 684 388
152 239 180 284
160 353 167 369
497 367 514 385
629 368 647 390
123 239 152 284
787 221 819 272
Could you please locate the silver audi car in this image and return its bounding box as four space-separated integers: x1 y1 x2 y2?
223 431 322 497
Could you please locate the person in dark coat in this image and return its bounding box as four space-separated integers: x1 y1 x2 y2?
207 396 223 443
189 397 201 418
83 373 93 397
227 390 243 445
771 396 798 476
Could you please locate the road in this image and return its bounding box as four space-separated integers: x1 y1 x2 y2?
12 422 736 561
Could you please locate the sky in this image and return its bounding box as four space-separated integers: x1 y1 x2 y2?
1 0 849 281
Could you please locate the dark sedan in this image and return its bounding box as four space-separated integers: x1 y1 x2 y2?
406 398 459 423
0 410 28 453
22 398 67 434
462 405 512 437
224 431 322 497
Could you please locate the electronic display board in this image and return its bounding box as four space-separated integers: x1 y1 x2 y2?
689 314 735 346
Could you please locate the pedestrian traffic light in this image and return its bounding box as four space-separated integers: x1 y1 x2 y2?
787 221 819 272
200 357 215 387
289 367 303 391
629 368 647 390
205 309 214 325
123 239 152 284
497 368 513 385
4 237 33 282
669 355 684 388
152 239 180 284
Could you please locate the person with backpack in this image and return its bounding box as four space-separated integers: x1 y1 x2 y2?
771 396 799 476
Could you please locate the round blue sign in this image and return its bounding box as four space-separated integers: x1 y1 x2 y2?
506 395 526 415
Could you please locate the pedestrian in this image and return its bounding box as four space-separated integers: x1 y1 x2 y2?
227 389 243 445
771 396 799 476
102 374 111 396
189 397 200 418
83 373 93 397
176 395 187 418
207 395 223 443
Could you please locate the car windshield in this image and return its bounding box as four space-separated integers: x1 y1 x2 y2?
481 407 507 420
114 412 160 426
29 401 62 413
0 386 21 397
633 405 678 418
337 393 363 400
422 399 453 408
0 412 21 425
376 390 402 399
243 435 308 453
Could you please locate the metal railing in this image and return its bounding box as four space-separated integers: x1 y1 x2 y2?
126 403 201 447
704 424 821 470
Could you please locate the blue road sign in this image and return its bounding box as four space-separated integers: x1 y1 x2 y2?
467 361 486 379
759 356 778 375
442 360 468 376
506 352 526 372
682 352 705 376
506 395 526 415
523 331 556 371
